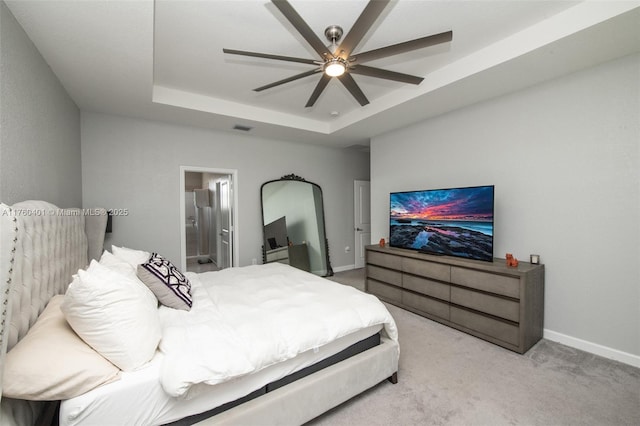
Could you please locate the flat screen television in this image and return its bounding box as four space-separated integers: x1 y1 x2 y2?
389 185 494 262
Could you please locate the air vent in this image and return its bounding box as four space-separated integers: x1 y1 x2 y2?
233 124 253 132
346 144 370 152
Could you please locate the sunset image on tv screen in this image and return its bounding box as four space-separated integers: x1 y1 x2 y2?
389 186 494 262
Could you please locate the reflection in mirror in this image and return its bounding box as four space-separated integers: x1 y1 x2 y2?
261 175 333 276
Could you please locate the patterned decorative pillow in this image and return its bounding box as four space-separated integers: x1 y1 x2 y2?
137 253 192 310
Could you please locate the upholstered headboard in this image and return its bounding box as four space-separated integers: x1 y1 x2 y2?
0 201 107 416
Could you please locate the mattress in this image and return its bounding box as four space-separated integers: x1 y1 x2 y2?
60 263 397 425
158 263 397 397
60 325 382 426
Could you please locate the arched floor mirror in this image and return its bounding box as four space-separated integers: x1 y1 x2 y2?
261 174 333 277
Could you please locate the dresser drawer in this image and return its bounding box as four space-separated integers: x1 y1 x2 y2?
451 287 519 322
402 291 449 321
403 274 450 301
450 307 519 346
367 279 402 303
367 265 402 286
451 267 520 299
367 251 402 270
403 258 450 281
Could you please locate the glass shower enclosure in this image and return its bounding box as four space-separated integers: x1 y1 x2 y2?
184 189 211 261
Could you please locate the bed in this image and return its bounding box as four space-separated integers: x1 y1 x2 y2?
0 200 399 425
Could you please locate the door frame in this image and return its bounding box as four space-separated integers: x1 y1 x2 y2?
179 166 239 272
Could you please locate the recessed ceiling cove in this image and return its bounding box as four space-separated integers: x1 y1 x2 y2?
6 0 636 146
150 0 639 143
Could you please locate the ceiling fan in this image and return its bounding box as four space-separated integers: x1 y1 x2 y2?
223 0 452 108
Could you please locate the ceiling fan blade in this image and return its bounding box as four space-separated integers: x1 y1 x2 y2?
223 48 318 65
350 65 423 85
336 0 390 59
353 30 453 63
338 73 369 106
305 74 331 108
254 69 322 92
272 0 333 59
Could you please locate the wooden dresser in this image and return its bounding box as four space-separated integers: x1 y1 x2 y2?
365 245 544 354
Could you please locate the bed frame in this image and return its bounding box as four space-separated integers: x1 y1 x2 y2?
0 200 399 425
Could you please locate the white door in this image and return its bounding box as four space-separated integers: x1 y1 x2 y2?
354 180 371 269
219 179 232 269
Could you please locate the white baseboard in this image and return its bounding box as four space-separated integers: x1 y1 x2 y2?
332 264 356 273
543 329 640 368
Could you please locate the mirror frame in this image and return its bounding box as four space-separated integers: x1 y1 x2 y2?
260 174 333 277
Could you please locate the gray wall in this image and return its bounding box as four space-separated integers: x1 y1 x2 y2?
371 54 639 359
81 112 369 269
0 1 81 207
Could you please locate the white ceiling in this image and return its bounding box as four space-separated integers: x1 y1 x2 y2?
6 0 640 148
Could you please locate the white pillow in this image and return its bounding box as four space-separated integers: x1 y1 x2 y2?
100 249 137 278
111 245 151 268
99 250 158 306
62 260 161 371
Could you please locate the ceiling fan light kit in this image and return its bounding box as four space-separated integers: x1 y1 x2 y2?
324 58 347 77
223 0 453 108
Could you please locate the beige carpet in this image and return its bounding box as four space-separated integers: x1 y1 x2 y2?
316 268 640 425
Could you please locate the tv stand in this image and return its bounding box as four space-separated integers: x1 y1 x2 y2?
365 245 544 354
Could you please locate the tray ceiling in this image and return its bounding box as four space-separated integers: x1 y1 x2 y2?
6 0 640 147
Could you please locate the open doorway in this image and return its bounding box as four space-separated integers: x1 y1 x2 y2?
179 166 238 273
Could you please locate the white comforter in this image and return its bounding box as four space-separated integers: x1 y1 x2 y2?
157 263 398 398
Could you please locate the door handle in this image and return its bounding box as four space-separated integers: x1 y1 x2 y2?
356 227 363 231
